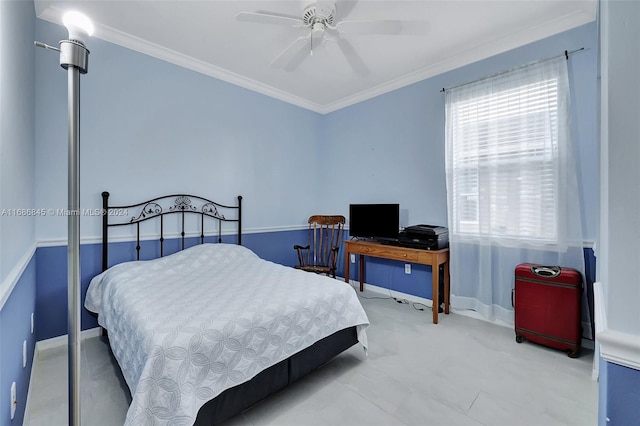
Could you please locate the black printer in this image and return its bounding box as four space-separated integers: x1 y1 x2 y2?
398 224 449 250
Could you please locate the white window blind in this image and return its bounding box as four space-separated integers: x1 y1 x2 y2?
445 61 564 244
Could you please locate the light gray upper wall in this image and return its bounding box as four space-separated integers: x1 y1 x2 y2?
600 0 640 336
0 0 36 284
34 18 324 243
320 83 447 229
322 22 599 239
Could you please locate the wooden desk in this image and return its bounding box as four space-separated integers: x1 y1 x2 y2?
344 240 450 324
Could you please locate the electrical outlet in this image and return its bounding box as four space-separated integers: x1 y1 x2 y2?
10 382 16 419
405 264 411 274
350 254 355 263
23 341 27 368
31 312 34 334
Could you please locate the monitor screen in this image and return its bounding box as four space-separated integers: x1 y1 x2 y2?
349 203 400 241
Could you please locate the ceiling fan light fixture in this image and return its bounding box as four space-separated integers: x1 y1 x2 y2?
312 22 326 37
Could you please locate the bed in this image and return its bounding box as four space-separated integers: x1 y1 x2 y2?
85 192 369 425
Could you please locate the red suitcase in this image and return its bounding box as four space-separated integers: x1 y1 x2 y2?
513 263 582 358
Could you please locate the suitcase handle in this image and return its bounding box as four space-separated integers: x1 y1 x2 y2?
531 265 561 278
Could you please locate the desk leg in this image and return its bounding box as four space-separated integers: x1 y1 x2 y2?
344 250 350 284
444 260 450 315
359 255 364 292
432 263 439 324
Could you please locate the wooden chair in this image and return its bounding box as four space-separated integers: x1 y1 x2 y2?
294 215 346 278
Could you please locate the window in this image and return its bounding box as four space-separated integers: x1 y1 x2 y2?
444 57 585 325
445 60 567 245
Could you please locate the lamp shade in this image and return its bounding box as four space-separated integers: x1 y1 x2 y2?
63 11 94 44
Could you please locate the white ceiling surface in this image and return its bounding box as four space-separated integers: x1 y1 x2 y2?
34 1 596 114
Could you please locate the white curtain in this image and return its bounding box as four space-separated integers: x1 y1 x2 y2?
444 57 590 334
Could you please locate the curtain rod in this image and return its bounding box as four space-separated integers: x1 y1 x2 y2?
440 47 585 93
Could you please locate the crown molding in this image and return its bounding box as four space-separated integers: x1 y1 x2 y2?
318 8 596 113
35 4 327 114
35 4 595 115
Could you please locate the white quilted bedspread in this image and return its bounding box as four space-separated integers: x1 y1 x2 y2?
85 243 369 425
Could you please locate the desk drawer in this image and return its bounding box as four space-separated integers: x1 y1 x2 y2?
358 245 419 262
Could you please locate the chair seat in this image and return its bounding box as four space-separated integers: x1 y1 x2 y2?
295 265 333 275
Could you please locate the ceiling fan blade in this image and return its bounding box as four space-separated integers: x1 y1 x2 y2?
335 0 359 21
336 19 429 35
236 11 303 27
336 19 403 35
271 35 311 71
394 20 430 36
335 38 369 77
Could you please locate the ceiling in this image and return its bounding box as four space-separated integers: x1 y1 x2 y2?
34 1 596 114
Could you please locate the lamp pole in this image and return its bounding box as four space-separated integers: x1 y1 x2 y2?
62 37 87 426
35 12 92 425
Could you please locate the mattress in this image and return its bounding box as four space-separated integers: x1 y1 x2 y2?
85 243 369 425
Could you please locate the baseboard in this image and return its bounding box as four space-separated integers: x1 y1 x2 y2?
345 279 596 350
343 278 516 329
357 281 436 310
35 327 102 352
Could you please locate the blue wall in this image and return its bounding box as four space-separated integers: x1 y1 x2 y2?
34 232 597 341
36 244 101 341
35 230 308 340
603 362 640 424
0 257 36 426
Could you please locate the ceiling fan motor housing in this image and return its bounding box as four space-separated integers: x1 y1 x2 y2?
303 2 336 26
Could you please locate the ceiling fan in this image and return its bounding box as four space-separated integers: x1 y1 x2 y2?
236 1 428 76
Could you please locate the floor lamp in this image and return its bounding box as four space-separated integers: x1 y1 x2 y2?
35 11 93 425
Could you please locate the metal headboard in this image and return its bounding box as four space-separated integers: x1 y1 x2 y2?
101 191 242 271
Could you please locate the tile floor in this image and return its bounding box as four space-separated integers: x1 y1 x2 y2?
25 290 598 425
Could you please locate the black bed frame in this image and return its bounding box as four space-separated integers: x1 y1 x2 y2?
101 191 243 271
100 192 359 424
